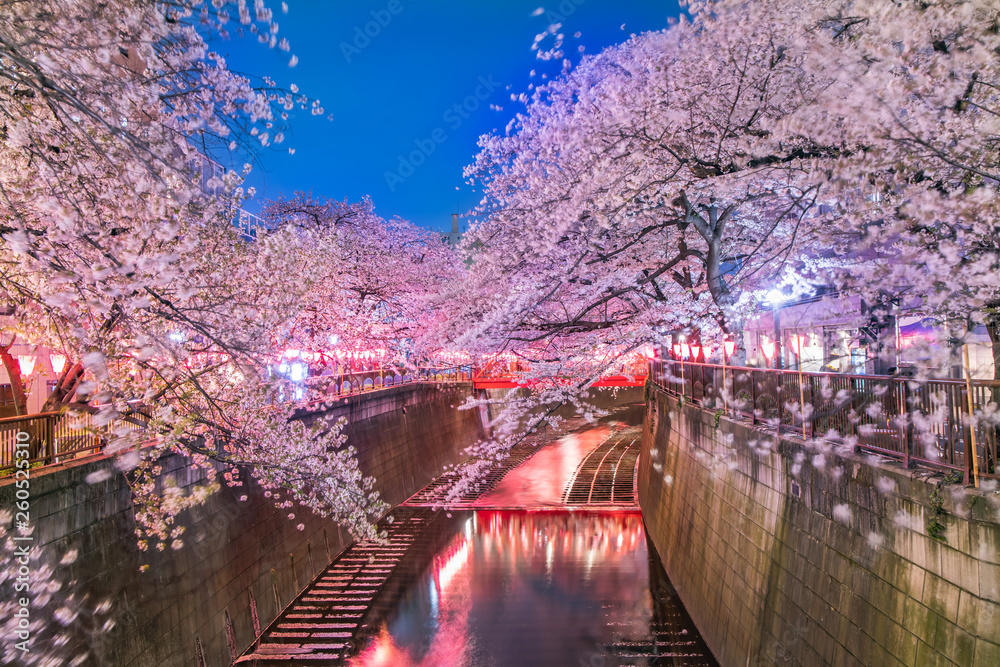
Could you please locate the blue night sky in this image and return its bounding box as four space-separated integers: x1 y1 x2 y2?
220 1 681 232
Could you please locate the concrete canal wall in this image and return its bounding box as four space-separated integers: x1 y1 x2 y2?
638 390 1000 667
0 383 486 666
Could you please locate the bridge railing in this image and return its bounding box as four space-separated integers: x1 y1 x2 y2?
472 358 648 389
650 359 999 483
308 366 473 403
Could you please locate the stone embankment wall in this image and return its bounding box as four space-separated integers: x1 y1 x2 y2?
0 383 486 666
638 390 1000 667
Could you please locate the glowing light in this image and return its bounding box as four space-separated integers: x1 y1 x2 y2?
701 346 712 359
49 353 68 374
435 538 470 595
17 355 36 376
723 340 736 357
761 341 775 359
284 349 300 359
791 335 804 355
689 345 701 360
765 288 787 305
680 343 690 358
672 344 681 358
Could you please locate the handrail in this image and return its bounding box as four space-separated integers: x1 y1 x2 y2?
0 409 152 474
650 359 999 483
0 367 474 475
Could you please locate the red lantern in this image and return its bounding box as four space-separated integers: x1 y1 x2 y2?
723 340 736 357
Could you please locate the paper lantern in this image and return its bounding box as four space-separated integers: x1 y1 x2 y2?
50 353 68 374
17 355 36 376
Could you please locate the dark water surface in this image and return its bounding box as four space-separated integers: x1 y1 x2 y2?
348 509 717 667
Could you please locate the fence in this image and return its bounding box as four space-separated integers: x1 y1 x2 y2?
0 409 151 474
306 366 473 404
0 368 473 474
650 359 999 483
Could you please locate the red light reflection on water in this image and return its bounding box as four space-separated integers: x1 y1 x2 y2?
473 426 611 507
350 510 649 667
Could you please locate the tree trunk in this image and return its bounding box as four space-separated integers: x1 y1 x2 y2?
0 342 28 416
42 362 83 413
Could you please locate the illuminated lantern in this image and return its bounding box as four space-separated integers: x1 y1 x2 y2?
680 343 690 358
690 345 701 360
701 346 713 360
761 341 775 359
50 353 68 375
17 355 36 376
724 340 736 357
284 349 300 359
672 344 681 358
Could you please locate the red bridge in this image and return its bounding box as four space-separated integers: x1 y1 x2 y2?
471 356 648 390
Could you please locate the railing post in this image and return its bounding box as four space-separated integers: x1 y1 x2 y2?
776 370 783 435
46 414 55 466
751 370 758 425
849 376 857 445
901 380 912 469
804 375 813 440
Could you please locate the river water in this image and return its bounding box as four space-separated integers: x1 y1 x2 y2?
344 419 717 666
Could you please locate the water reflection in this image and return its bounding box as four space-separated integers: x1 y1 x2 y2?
475 426 611 508
350 511 716 667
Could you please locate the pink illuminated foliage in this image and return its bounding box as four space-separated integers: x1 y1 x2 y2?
426 0 1000 489
0 0 390 589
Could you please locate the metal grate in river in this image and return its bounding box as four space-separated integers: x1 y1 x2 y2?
562 426 641 507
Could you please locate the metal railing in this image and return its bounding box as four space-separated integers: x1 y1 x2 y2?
472 358 648 388
650 359 999 483
0 368 473 474
0 409 151 474
307 366 473 403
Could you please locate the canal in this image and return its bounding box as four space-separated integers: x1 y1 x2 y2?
240 412 717 666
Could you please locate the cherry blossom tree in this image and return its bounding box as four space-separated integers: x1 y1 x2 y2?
0 0 393 565
759 0 1000 378
258 193 463 363
430 0 1000 479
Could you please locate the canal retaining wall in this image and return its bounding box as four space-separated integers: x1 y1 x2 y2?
638 390 1000 667
0 383 486 666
